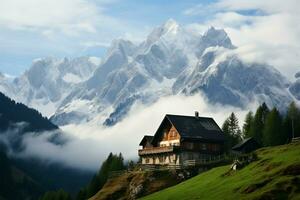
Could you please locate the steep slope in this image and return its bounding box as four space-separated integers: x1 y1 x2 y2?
141 142 300 200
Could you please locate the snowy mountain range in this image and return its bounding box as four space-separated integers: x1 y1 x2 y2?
0 19 298 126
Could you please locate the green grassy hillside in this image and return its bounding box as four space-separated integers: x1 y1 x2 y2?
141 141 300 200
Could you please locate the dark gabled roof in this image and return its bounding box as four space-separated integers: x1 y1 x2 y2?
139 135 154 146
152 114 225 144
232 137 258 150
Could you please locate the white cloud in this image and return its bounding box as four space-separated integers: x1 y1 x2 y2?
16 94 254 171
184 0 300 79
0 0 97 33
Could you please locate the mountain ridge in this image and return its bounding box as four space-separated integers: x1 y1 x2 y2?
0 20 298 127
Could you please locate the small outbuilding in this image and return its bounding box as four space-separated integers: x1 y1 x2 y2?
232 137 260 154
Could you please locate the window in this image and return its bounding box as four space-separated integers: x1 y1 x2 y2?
201 143 207 150
145 158 149 164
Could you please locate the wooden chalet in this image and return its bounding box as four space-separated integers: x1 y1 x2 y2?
138 112 226 166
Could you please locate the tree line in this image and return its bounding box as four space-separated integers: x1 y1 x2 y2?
222 102 300 151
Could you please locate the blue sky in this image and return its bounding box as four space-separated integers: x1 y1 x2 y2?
0 0 299 78
0 0 214 76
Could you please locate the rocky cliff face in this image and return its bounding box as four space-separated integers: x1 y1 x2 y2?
90 170 181 200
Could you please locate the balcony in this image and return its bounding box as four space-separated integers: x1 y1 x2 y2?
138 146 180 155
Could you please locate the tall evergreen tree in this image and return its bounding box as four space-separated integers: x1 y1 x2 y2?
242 111 254 139
222 112 242 151
250 103 269 145
228 112 242 140
263 108 284 146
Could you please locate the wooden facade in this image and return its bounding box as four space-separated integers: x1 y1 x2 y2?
138 114 226 166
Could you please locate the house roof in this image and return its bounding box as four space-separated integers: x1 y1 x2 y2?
139 135 154 146
152 114 225 144
232 137 257 150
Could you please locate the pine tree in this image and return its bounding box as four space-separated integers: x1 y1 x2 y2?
242 111 254 139
228 112 242 141
250 103 269 145
263 108 284 146
222 112 242 151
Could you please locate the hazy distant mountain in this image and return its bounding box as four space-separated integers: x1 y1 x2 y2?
0 19 297 126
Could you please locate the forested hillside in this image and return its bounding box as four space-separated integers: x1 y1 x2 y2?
0 92 58 133
0 93 93 199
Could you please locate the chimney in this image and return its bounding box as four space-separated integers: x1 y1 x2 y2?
195 111 199 118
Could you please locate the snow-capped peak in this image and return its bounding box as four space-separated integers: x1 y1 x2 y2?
106 39 136 58
162 18 179 34
145 19 180 45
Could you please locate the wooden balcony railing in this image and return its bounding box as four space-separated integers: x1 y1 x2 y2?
138 146 180 155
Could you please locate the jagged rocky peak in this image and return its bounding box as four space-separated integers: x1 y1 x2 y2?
197 26 235 56
22 58 57 88
146 18 180 45
162 18 179 33
107 39 136 57
204 27 232 44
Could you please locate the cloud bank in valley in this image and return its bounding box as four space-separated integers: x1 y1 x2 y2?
16 94 255 171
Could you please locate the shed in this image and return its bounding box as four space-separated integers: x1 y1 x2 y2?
232 137 260 154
